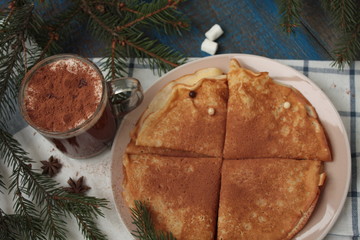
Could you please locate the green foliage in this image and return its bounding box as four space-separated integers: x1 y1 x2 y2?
126 0 190 36
321 0 360 69
82 0 189 80
0 3 32 120
0 127 110 240
332 22 360 69
277 0 303 34
321 0 358 30
130 200 177 240
278 0 360 68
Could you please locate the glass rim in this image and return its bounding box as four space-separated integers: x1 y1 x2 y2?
19 54 107 137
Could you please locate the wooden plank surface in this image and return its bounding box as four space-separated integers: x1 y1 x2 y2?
1 0 342 60
151 0 334 59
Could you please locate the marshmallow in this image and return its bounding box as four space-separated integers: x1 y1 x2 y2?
205 24 224 41
201 39 218 55
283 101 291 109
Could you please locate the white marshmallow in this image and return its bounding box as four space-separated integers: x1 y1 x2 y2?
283 101 291 109
201 39 218 55
205 24 224 41
208 107 215 115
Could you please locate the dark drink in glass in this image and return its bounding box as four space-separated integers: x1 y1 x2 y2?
19 54 117 159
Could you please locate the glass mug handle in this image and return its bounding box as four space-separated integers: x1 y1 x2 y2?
106 77 144 119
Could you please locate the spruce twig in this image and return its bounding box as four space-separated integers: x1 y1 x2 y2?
321 0 357 30
321 0 360 69
277 0 302 33
130 200 176 240
0 173 5 194
0 2 33 120
278 0 360 68
332 22 360 69
82 0 188 79
0 126 109 240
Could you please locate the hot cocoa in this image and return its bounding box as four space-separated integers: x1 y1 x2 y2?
24 58 103 132
20 55 117 158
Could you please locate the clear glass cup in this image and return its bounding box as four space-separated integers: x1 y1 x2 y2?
19 54 143 159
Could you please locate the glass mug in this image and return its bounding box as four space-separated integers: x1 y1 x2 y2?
19 54 143 159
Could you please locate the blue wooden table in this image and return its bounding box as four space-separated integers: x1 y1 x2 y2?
0 0 340 60
57 0 338 60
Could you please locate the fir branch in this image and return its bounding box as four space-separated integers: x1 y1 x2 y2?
0 173 5 194
28 10 63 60
0 126 109 240
0 209 26 240
111 39 117 80
125 39 179 67
12 189 46 239
0 2 33 120
278 0 359 68
0 127 69 239
123 29 186 74
82 0 188 76
332 21 360 69
277 0 303 33
53 193 109 240
125 0 190 36
81 0 116 37
100 41 128 80
115 0 188 34
321 0 360 68
321 0 357 30
130 200 176 240
119 5 141 15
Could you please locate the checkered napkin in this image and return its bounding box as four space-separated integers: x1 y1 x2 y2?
6 58 360 239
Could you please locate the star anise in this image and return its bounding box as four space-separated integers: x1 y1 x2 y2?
63 176 91 194
40 156 62 177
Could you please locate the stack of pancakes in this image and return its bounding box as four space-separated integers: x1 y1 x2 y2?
122 59 331 240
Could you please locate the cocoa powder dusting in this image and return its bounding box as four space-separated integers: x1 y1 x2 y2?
24 59 103 132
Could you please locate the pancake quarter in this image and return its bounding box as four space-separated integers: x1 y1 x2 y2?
122 154 222 240
223 59 331 161
134 76 228 157
217 159 324 240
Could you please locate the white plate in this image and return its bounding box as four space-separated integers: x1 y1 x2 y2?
111 54 351 239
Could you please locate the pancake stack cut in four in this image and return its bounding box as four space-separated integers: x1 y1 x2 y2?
122 59 332 240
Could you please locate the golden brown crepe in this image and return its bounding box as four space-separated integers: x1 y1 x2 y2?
223 59 331 161
132 75 228 157
122 154 222 240
217 159 325 240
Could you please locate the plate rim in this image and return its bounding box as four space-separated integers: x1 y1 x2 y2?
110 53 352 240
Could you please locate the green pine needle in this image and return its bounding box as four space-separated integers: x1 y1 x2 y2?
277 0 303 34
0 174 5 194
0 125 110 240
126 0 190 36
332 21 360 69
278 0 360 68
130 200 177 240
